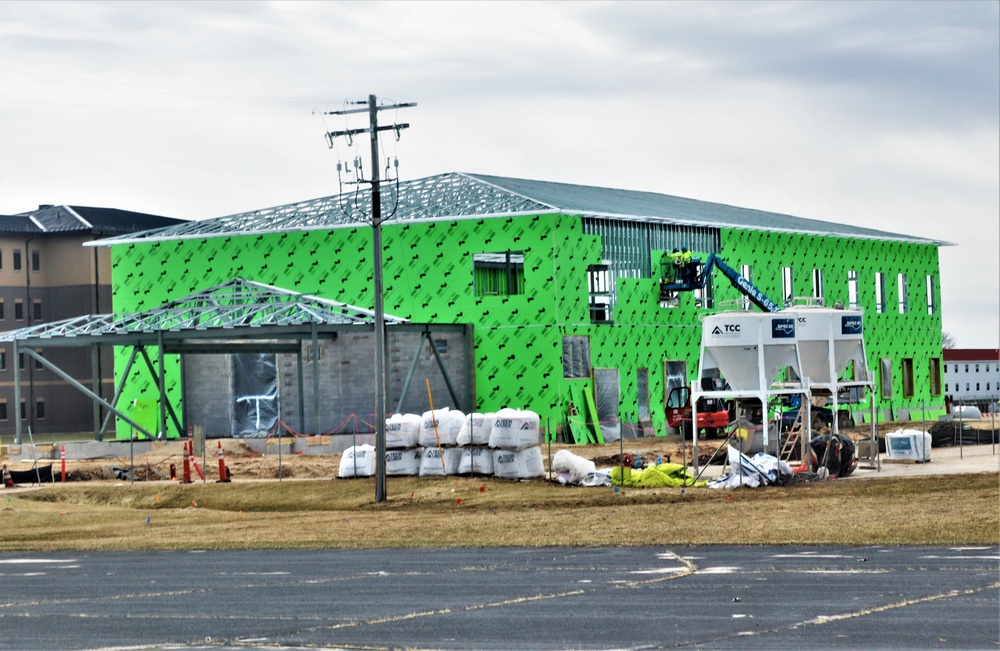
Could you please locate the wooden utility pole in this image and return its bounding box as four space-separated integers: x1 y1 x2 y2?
325 95 415 503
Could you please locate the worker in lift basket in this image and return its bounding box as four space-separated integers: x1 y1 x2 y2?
668 248 683 282
680 247 693 284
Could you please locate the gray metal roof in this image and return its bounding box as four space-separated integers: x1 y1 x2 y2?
0 278 407 345
0 205 184 236
93 172 946 246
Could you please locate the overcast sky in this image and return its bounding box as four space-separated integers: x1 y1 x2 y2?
1 1 997 348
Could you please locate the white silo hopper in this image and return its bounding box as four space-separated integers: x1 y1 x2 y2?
784 307 867 386
700 312 799 391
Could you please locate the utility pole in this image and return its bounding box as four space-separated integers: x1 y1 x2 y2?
325 95 415 503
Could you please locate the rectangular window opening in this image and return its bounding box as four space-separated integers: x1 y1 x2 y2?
0 402 7 421
898 273 909 314
12 249 21 271
14 301 24 321
847 270 859 310
880 357 893 399
782 267 794 306
875 272 886 314
31 250 40 272
35 399 45 420
562 336 591 379
740 265 753 310
926 275 937 315
588 263 612 323
694 273 714 309
929 358 942 396
32 300 41 321
902 358 914 398
474 251 525 297
812 268 824 303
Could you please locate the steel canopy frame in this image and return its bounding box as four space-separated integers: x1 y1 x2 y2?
0 279 471 444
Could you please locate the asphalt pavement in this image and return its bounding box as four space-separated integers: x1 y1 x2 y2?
0 546 996 650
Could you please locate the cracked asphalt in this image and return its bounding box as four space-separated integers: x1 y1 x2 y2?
0 545 997 650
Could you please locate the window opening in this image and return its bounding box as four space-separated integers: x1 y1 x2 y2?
902 358 914 398
875 272 886 313
847 270 859 310
782 267 794 306
812 268 824 303
14 301 23 321
31 250 40 272
35 399 45 420
32 300 41 321
926 275 937 315
0 349 5 370
588 263 612 323
19 400 26 420
694 273 714 309
562 336 591 379
929 358 942 396
474 251 524 297
12 249 21 271
880 358 893 399
0 402 7 421
897 273 908 314
740 265 753 310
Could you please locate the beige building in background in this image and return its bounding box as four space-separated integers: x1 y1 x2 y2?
0 205 184 438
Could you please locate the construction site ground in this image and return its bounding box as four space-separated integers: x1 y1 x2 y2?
3 419 997 485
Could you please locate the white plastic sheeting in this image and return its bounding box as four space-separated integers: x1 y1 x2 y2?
457 447 494 475
551 449 596 484
385 448 422 475
386 414 421 449
708 446 793 489
492 446 545 479
338 444 377 478
456 413 495 446
419 408 466 447
488 408 540 449
419 446 464 476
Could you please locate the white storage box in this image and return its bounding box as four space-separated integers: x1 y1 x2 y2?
885 429 932 462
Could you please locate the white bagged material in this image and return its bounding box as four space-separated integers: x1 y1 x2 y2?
385 413 421 449
418 408 465 447
552 449 596 484
886 429 932 461
456 413 496 447
338 444 376 478
458 447 494 475
488 408 541 449
493 446 545 479
385 448 422 476
419 446 463 476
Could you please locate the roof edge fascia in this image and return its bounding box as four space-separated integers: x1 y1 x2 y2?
88 209 566 246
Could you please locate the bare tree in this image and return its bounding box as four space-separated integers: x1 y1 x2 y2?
942 331 957 349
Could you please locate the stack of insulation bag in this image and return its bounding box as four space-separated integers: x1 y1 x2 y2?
337 407 544 479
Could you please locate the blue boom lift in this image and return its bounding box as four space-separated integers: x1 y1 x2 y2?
660 252 782 313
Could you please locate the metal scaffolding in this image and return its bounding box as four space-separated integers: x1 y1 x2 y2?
0 279 470 443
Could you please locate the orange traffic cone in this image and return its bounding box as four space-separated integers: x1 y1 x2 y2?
216 441 230 483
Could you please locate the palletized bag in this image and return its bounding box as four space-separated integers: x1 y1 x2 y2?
338 444 376 478
456 413 496 447
488 408 540 449
385 448 422 476
492 446 544 479
457 447 494 475
418 446 463 476
385 413 421 449
418 408 466 447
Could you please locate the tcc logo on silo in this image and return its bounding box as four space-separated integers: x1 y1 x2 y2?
841 315 863 335
710 323 742 338
771 318 796 338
